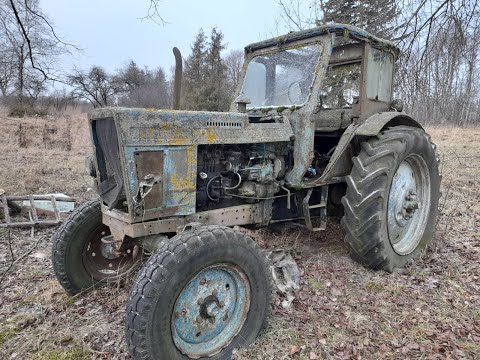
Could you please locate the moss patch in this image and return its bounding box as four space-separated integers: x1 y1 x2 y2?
28 347 90 360
0 328 17 347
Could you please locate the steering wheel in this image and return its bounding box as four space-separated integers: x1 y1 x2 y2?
287 81 303 104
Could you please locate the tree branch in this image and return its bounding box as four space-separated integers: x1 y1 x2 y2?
140 0 168 25
22 0 81 51
8 0 48 80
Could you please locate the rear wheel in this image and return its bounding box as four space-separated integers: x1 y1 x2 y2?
342 126 440 271
52 200 142 295
125 225 271 359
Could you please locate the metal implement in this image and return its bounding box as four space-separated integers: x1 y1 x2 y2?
0 194 75 228
172 264 250 358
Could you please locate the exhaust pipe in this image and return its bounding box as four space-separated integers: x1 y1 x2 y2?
172 47 182 110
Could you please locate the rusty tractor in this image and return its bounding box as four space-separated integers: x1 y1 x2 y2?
52 24 440 359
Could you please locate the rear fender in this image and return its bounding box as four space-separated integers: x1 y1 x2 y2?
355 112 423 136
303 112 423 187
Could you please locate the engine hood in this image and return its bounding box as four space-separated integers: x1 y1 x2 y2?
88 107 293 146
89 107 247 127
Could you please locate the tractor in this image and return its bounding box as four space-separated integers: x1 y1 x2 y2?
52 24 440 359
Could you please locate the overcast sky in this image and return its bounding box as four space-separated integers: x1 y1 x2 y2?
41 0 298 76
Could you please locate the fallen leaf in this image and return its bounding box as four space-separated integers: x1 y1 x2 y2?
391 338 402 348
331 287 344 296
290 345 300 355
282 294 295 309
29 251 47 259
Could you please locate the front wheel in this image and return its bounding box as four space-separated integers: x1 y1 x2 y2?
52 200 142 295
125 225 272 359
342 126 441 271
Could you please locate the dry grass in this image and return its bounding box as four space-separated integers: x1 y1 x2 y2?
0 113 478 359
0 107 94 201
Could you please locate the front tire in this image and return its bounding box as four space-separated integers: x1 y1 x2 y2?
125 225 272 359
342 126 440 271
52 200 142 295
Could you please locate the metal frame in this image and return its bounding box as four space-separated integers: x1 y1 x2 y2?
0 195 75 228
102 202 269 239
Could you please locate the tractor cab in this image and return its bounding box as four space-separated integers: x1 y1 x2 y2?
235 24 399 129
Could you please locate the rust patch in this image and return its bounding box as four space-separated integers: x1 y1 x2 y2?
134 151 164 210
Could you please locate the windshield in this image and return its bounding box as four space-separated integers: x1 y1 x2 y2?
241 44 323 108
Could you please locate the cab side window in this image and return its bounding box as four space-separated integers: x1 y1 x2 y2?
320 62 361 109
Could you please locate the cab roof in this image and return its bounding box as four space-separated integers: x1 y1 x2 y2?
245 23 400 58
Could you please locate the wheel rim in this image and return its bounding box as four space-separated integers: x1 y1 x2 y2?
82 225 141 281
387 154 431 255
172 263 250 358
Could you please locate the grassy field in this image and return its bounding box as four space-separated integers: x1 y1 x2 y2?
0 111 479 359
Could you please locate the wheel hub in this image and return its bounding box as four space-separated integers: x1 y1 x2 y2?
83 227 141 280
172 264 250 358
387 155 431 255
394 190 420 225
100 235 122 260
402 191 420 219
199 294 223 320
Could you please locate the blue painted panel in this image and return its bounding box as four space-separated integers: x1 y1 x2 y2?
124 145 196 219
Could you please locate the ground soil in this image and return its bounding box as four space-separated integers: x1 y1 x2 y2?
0 111 478 359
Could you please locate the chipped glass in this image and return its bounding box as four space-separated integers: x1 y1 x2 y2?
320 63 361 109
366 48 394 102
241 44 323 108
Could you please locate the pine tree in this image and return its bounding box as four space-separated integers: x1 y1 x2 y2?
182 29 207 109
201 28 230 111
320 0 398 39
182 28 231 111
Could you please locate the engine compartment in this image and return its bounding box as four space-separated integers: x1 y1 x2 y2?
196 143 290 212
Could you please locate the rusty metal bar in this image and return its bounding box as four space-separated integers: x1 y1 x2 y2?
29 195 38 223
0 221 61 228
50 195 61 222
5 195 74 202
172 47 183 110
1 194 11 225
0 195 75 228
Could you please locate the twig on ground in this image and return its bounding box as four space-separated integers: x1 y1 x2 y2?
0 235 45 285
7 229 15 261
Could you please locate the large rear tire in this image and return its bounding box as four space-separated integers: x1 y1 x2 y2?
341 126 440 271
125 225 271 360
52 200 142 295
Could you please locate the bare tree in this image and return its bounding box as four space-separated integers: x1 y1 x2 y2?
224 49 244 92
0 0 163 101
69 67 120 108
0 43 16 97
143 0 167 25
275 0 321 31
0 0 77 84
